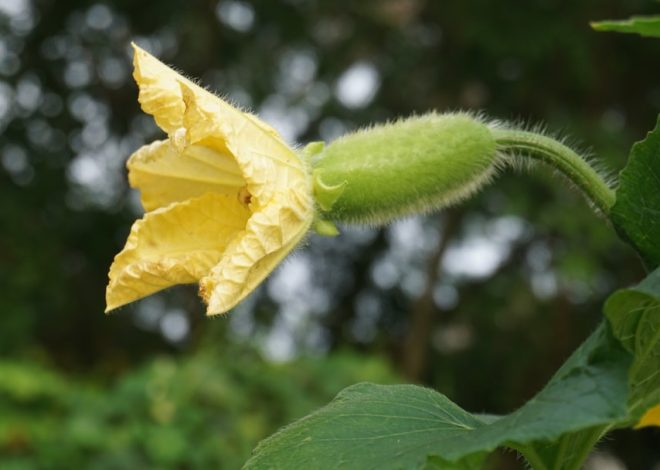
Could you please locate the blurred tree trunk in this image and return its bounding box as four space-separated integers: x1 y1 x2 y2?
401 210 461 382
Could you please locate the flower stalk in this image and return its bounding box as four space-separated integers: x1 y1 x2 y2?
492 128 616 216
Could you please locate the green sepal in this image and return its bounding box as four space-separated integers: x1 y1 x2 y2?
313 217 340 237
302 141 325 160
312 169 346 212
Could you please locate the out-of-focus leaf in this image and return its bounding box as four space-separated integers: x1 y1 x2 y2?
611 118 660 269
0 362 66 402
0 348 399 469
591 16 660 38
605 267 660 424
245 323 630 469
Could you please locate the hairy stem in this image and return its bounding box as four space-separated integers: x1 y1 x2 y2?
515 446 548 470
564 426 608 470
493 129 616 217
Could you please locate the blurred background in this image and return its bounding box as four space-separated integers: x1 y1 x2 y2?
1 0 659 468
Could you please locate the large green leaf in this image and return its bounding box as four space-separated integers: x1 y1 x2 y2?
591 16 660 38
247 383 488 469
244 323 629 469
605 267 660 422
611 118 660 269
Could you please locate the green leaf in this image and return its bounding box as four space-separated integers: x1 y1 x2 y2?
246 383 489 469
605 267 660 422
244 323 630 469
591 16 660 38
611 118 660 269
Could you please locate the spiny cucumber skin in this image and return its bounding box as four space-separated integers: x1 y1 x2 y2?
312 113 498 225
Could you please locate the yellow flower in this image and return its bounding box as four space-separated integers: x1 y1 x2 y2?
105 44 313 315
635 403 660 429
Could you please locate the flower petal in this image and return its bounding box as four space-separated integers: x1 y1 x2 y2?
132 43 285 144
132 43 189 134
106 193 249 312
178 82 309 208
635 404 660 428
199 198 312 315
128 139 245 211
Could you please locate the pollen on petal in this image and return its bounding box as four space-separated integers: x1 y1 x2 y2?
238 186 252 206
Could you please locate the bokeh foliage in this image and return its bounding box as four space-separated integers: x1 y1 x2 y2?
0 345 398 468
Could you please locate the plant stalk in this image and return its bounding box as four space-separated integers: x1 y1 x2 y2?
493 129 616 217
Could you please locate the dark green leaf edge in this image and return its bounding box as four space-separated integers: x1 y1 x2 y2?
611 117 660 270
591 16 660 38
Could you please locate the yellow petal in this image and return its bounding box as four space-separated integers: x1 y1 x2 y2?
132 43 286 143
132 43 234 136
635 404 660 428
199 198 313 315
106 193 249 312
128 138 245 211
132 43 188 134
178 82 309 208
